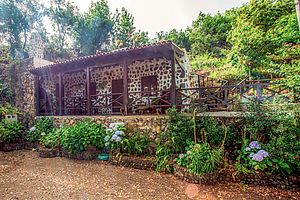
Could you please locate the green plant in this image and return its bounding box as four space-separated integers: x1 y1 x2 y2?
176 143 223 175
265 134 300 175
154 143 175 173
41 128 62 149
25 117 55 142
0 119 23 143
120 130 151 156
61 120 105 153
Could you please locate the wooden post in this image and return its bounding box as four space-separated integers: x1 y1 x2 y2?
35 75 40 116
58 72 63 116
86 67 91 116
122 59 128 115
170 50 176 106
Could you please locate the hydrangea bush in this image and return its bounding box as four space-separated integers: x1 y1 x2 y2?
236 140 271 173
105 122 126 150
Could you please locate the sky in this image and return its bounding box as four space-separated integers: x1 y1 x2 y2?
45 0 249 37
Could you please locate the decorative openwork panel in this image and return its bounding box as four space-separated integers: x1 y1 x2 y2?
63 71 87 115
91 65 123 114
38 74 58 115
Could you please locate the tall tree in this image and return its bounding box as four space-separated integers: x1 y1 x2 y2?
48 0 78 53
189 12 233 57
73 0 113 55
0 0 43 57
112 8 135 48
296 0 300 31
156 29 191 51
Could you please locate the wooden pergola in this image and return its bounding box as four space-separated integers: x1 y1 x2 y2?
30 41 185 116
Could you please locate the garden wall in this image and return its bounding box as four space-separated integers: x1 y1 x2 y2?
39 115 167 137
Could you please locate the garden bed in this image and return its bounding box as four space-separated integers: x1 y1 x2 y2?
109 153 155 171
0 141 37 152
38 146 101 160
174 164 300 189
109 153 154 171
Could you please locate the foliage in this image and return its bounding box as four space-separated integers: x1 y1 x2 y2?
0 104 20 116
0 0 43 57
60 120 105 153
106 124 151 156
154 107 195 173
236 101 300 175
165 107 194 152
176 143 223 175
265 134 300 175
0 119 23 143
48 0 78 53
156 29 191 51
189 12 233 57
111 7 149 49
25 117 55 142
41 128 62 149
73 0 113 55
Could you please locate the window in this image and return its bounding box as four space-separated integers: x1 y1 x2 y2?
141 76 158 95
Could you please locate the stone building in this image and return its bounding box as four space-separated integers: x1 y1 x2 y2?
29 42 194 116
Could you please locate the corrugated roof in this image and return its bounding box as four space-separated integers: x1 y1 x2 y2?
31 41 182 72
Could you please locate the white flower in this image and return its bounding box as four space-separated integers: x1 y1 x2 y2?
41 132 46 136
29 127 36 132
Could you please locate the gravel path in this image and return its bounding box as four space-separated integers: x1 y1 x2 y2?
0 151 299 200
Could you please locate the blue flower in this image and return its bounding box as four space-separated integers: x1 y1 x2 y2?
249 152 255 158
115 136 121 142
249 141 261 149
252 153 264 162
29 127 36 132
115 131 124 136
111 134 118 141
257 149 269 158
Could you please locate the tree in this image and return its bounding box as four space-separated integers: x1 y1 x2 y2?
73 0 113 55
189 12 233 57
156 29 191 51
227 0 296 79
0 0 43 57
296 0 300 31
112 8 135 48
48 0 78 53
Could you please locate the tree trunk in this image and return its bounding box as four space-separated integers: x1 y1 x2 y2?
296 0 300 32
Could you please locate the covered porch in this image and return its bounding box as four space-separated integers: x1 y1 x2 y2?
30 42 189 116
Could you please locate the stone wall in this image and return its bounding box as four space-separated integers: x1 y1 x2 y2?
15 58 36 125
39 115 167 137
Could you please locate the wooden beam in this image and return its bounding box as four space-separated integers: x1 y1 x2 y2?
86 67 91 116
58 72 63 116
170 50 177 106
122 58 128 115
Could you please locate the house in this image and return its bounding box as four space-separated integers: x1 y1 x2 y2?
29 41 193 116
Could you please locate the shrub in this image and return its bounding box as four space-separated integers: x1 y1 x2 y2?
0 119 23 143
265 135 300 175
40 128 62 149
176 143 223 175
61 120 105 153
26 117 55 142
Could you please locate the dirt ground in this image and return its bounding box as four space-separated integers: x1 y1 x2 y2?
0 151 299 200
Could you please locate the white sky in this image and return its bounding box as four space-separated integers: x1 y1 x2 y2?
45 0 249 37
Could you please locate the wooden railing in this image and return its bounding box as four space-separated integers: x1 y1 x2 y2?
128 90 171 114
177 81 296 111
38 80 299 115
